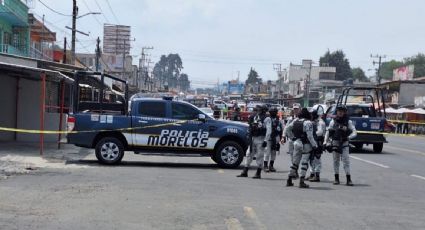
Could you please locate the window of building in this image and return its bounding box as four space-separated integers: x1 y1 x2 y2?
319 72 335 80
138 101 166 118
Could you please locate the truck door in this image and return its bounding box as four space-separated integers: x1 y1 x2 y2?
169 102 213 150
131 101 168 148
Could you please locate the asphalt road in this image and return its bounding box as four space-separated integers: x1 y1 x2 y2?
1 135 425 230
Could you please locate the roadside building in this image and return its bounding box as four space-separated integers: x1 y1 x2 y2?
379 80 425 108
28 13 55 61
0 0 30 57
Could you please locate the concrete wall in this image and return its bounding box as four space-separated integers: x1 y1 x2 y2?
0 74 17 141
399 84 425 106
0 54 37 67
16 78 64 142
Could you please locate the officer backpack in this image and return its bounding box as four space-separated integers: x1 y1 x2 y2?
293 119 308 144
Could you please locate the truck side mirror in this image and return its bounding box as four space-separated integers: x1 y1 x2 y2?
198 114 206 122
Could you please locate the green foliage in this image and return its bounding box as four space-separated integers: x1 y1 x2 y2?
379 53 425 80
245 68 262 85
153 54 190 91
404 53 425 78
351 67 369 82
379 60 404 80
319 50 352 81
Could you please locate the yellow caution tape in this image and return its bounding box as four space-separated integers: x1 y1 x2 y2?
0 119 190 135
357 130 424 137
387 120 425 125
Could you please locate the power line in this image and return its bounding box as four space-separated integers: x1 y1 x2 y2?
37 0 72 16
104 0 120 24
81 0 103 26
94 0 110 23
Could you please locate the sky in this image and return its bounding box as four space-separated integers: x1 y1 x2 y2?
32 0 425 88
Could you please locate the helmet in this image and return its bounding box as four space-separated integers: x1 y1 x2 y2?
311 110 319 120
298 108 311 119
260 104 269 113
269 107 278 117
292 103 301 109
336 105 347 111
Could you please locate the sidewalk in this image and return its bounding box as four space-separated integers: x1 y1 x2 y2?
0 142 92 179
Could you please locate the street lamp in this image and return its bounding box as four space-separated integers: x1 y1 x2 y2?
77 12 101 19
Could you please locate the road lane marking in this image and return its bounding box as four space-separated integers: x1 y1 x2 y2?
411 174 425 181
350 156 390 168
225 218 244 230
243 206 266 230
384 145 425 157
218 169 225 174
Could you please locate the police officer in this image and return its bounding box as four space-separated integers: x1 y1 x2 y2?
324 105 357 186
308 110 326 182
282 103 301 178
232 107 242 121
237 105 268 179
285 108 318 188
263 107 283 172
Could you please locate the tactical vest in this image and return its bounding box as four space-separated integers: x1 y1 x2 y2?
293 119 308 143
250 114 267 137
271 118 282 138
331 118 350 142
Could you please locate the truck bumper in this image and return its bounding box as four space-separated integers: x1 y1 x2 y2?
351 133 387 144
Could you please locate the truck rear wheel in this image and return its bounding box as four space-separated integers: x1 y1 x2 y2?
353 143 363 151
214 141 244 168
373 143 383 153
95 137 125 164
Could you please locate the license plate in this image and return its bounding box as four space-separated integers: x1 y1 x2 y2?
371 123 380 130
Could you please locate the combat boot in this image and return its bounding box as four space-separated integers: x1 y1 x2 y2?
237 167 248 177
308 173 315 181
311 172 320 182
263 161 269 172
252 168 262 179
346 175 353 186
269 161 276 172
293 171 299 180
286 176 294 187
333 174 340 185
299 177 309 188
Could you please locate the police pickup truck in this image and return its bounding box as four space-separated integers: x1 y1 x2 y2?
325 87 391 153
67 72 249 168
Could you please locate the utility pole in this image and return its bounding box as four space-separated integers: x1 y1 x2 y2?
63 37 67 64
371 54 386 84
71 0 77 65
273 63 283 101
95 37 101 71
140 46 153 90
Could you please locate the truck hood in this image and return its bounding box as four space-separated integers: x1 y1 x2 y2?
215 119 249 128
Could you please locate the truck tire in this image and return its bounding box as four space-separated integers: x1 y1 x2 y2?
353 143 363 151
214 141 244 168
95 137 125 164
373 143 383 153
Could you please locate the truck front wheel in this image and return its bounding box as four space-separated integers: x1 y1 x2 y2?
214 141 244 168
95 137 125 164
373 143 383 153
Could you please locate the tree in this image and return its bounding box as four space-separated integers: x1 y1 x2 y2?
351 67 369 82
378 60 404 80
153 54 184 89
319 50 352 81
178 73 190 92
404 53 425 78
245 68 262 85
